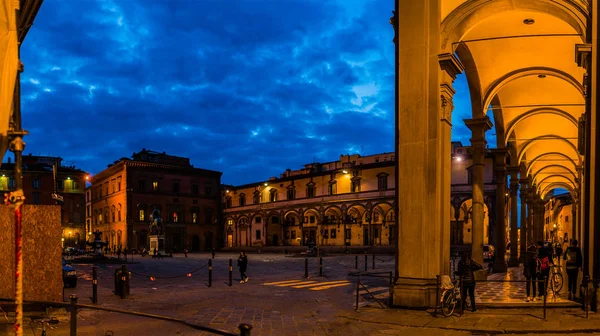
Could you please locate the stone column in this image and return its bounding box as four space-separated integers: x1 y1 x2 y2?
464 117 493 265
393 0 459 308
519 178 528 255
526 182 534 245
492 149 508 272
572 195 578 243
508 167 520 266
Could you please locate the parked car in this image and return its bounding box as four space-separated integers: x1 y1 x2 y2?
62 258 77 288
62 247 83 256
483 245 495 261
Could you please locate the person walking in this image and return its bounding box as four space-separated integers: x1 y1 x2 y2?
212 248 216 260
536 241 552 298
555 243 563 266
457 252 482 312
563 239 583 300
237 252 248 283
523 245 538 302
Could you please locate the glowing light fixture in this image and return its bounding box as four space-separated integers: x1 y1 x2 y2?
226 190 230 193
67 177 71 180
264 183 268 186
455 157 462 162
342 170 348 174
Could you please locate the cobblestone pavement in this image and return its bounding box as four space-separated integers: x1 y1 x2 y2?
1 252 597 335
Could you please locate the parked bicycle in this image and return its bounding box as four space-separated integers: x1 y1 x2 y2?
440 275 470 316
29 315 59 336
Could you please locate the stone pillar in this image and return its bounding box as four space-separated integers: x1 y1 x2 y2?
393 0 459 308
519 178 528 255
508 167 520 266
572 196 578 243
492 149 508 272
527 182 534 245
464 117 492 265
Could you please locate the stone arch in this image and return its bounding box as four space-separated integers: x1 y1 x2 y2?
483 67 584 113
504 107 579 145
531 164 578 184
536 174 577 193
526 152 580 176
517 135 580 164
540 182 576 199
441 0 588 53
303 208 321 223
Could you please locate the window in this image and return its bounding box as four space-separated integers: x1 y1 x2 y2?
330 229 336 239
287 188 296 200
227 218 233 226
377 173 388 191
73 181 79 190
152 181 159 191
565 216 569 223
226 197 232 208
117 204 122 221
269 189 277 202
57 179 64 190
374 228 380 238
99 213 103 224
192 212 198 223
291 230 296 239
138 180 145 191
172 212 179 223
204 185 212 196
306 183 315 198
172 182 180 193
253 191 260 204
32 178 40 189
328 181 337 195
191 184 199 195
32 192 40 204
117 177 122 191
239 194 246 206
345 229 351 239
255 216 262 224
111 180 116 193
139 209 145 221
255 230 261 240
322 229 328 238
351 178 361 193
309 216 315 224
111 206 116 222
373 212 380 223
272 216 279 224
104 182 108 195
205 208 213 224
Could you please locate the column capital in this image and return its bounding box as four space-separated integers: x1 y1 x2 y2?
507 166 520 176
438 53 464 81
490 148 508 170
464 116 493 134
575 43 592 70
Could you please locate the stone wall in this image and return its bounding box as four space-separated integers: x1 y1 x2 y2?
0 205 62 302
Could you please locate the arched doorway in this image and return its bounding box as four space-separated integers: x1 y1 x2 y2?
205 232 214 250
191 235 200 252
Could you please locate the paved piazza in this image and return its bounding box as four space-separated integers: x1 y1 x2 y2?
3 253 598 335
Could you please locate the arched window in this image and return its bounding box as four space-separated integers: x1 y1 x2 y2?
117 204 122 221
269 189 277 202
253 190 261 204
172 212 179 223
287 186 296 200
328 180 337 195
306 182 316 198
239 193 246 206
226 197 232 208
111 205 116 222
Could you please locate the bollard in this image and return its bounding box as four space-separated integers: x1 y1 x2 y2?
238 323 252 336
355 255 358 269
304 258 308 278
364 255 367 271
319 257 323 277
120 265 127 299
355 274 360 310
208 259 213 287
70 294 77 336
543 278 547 320
459 276 464 316
229 259 233 287
92 266 98 304
372 254 375 270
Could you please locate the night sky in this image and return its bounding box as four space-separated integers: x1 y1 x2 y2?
14 0 496 185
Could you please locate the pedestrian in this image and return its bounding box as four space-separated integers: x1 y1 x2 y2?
457 252 482 312
555 243 563 266
184 249 188 258
212 248 216 259
237 252 248 283
563 239 582 300
117 247 122 260
523 245 538 302
536 241 552 298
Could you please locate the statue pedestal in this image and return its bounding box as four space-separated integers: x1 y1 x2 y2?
149 235 165 255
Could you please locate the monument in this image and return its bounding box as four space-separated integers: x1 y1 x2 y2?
149 207 165 256
86 230 108 257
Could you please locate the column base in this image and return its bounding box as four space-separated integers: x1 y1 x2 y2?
391 277 438 308
507 258 520 267
492 262 508 273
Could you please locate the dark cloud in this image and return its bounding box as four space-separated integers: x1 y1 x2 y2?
13 0 493 185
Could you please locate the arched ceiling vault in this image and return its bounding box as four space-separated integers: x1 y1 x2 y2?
525 152 580 176
531 164 577 186
517 135 580 164
540 182 576 199
503 107 579 145
536 174 576 193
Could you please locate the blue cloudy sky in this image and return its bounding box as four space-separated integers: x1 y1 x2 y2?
15 0 495 185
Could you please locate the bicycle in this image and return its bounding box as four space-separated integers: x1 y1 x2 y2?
439 276 471 316
29 315 59 336
549 264 564 295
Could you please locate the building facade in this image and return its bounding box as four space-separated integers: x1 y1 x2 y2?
223 143 505 249
89 149 223 252
544 193 573 244
0 154 87 249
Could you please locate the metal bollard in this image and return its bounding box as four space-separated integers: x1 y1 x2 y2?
319 257 323 277
364 255 367 271
238 323 252 336
355 255 358 269
208 259 213 287
459 276 464 316
92 266 98 304
372 254 375 270
120 265 127 299
355 274 360 310
304 258 308 278
543 278 547 320
229 259 233 287
70 294 77 336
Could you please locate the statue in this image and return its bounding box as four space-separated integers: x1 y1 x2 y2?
148 207 165 256
86 230 108 257
149 207 163 236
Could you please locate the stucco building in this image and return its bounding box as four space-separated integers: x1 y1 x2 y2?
223 143 507 249
0 154 87 249
544 193 574 244
89 149 223 252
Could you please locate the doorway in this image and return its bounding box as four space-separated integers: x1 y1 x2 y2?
191 235 200 251
363 228 369 246
272 234 279 246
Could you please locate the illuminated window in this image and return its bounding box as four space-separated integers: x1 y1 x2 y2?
139 209 145 221
239 194 246 206
269 189 277 202
192 212 197 223
253 191 260 204
228 219 233 226
152 181 159 191
32 178 40 189
287 188 295 200
306 183 315 198
173 212 178 223
377 173 388 191
328 181 337 195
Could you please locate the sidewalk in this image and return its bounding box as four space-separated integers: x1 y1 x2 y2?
340 306 600 334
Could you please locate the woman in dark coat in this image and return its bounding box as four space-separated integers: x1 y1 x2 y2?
457 252 482 311
523 245 538 302
237 252 248 283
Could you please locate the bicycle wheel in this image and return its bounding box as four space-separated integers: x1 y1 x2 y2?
553 272 564 293
441 290 456 317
